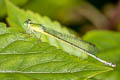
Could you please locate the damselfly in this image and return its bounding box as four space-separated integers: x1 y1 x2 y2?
24 19 116 67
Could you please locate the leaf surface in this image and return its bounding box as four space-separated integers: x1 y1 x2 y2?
0 23 112 80
6 0 98 58
83 30 120 80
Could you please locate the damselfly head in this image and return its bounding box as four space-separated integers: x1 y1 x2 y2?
24 19 31 26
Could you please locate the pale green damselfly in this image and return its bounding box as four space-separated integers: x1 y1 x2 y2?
24 19 116 67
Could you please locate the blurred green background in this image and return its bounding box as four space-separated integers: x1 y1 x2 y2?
0 0 120 34
0 0 120 80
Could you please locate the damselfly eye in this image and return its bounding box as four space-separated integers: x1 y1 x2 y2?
24 19 32 25
24 21 29 26
25 21 28 24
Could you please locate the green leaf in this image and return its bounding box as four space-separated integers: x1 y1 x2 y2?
6 0 98 58
0 0 28 19
83 30 120 80
0 23 8 34
0 0 6 19
83 30 120 62
0 23 112 80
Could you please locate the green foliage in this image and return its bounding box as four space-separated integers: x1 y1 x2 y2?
0 23 111 80
0 0 118 80
0 0 6 19
6 0 92 58
11 0 28 6
0 0 28 19
23 0 81 20
83 30 120 80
